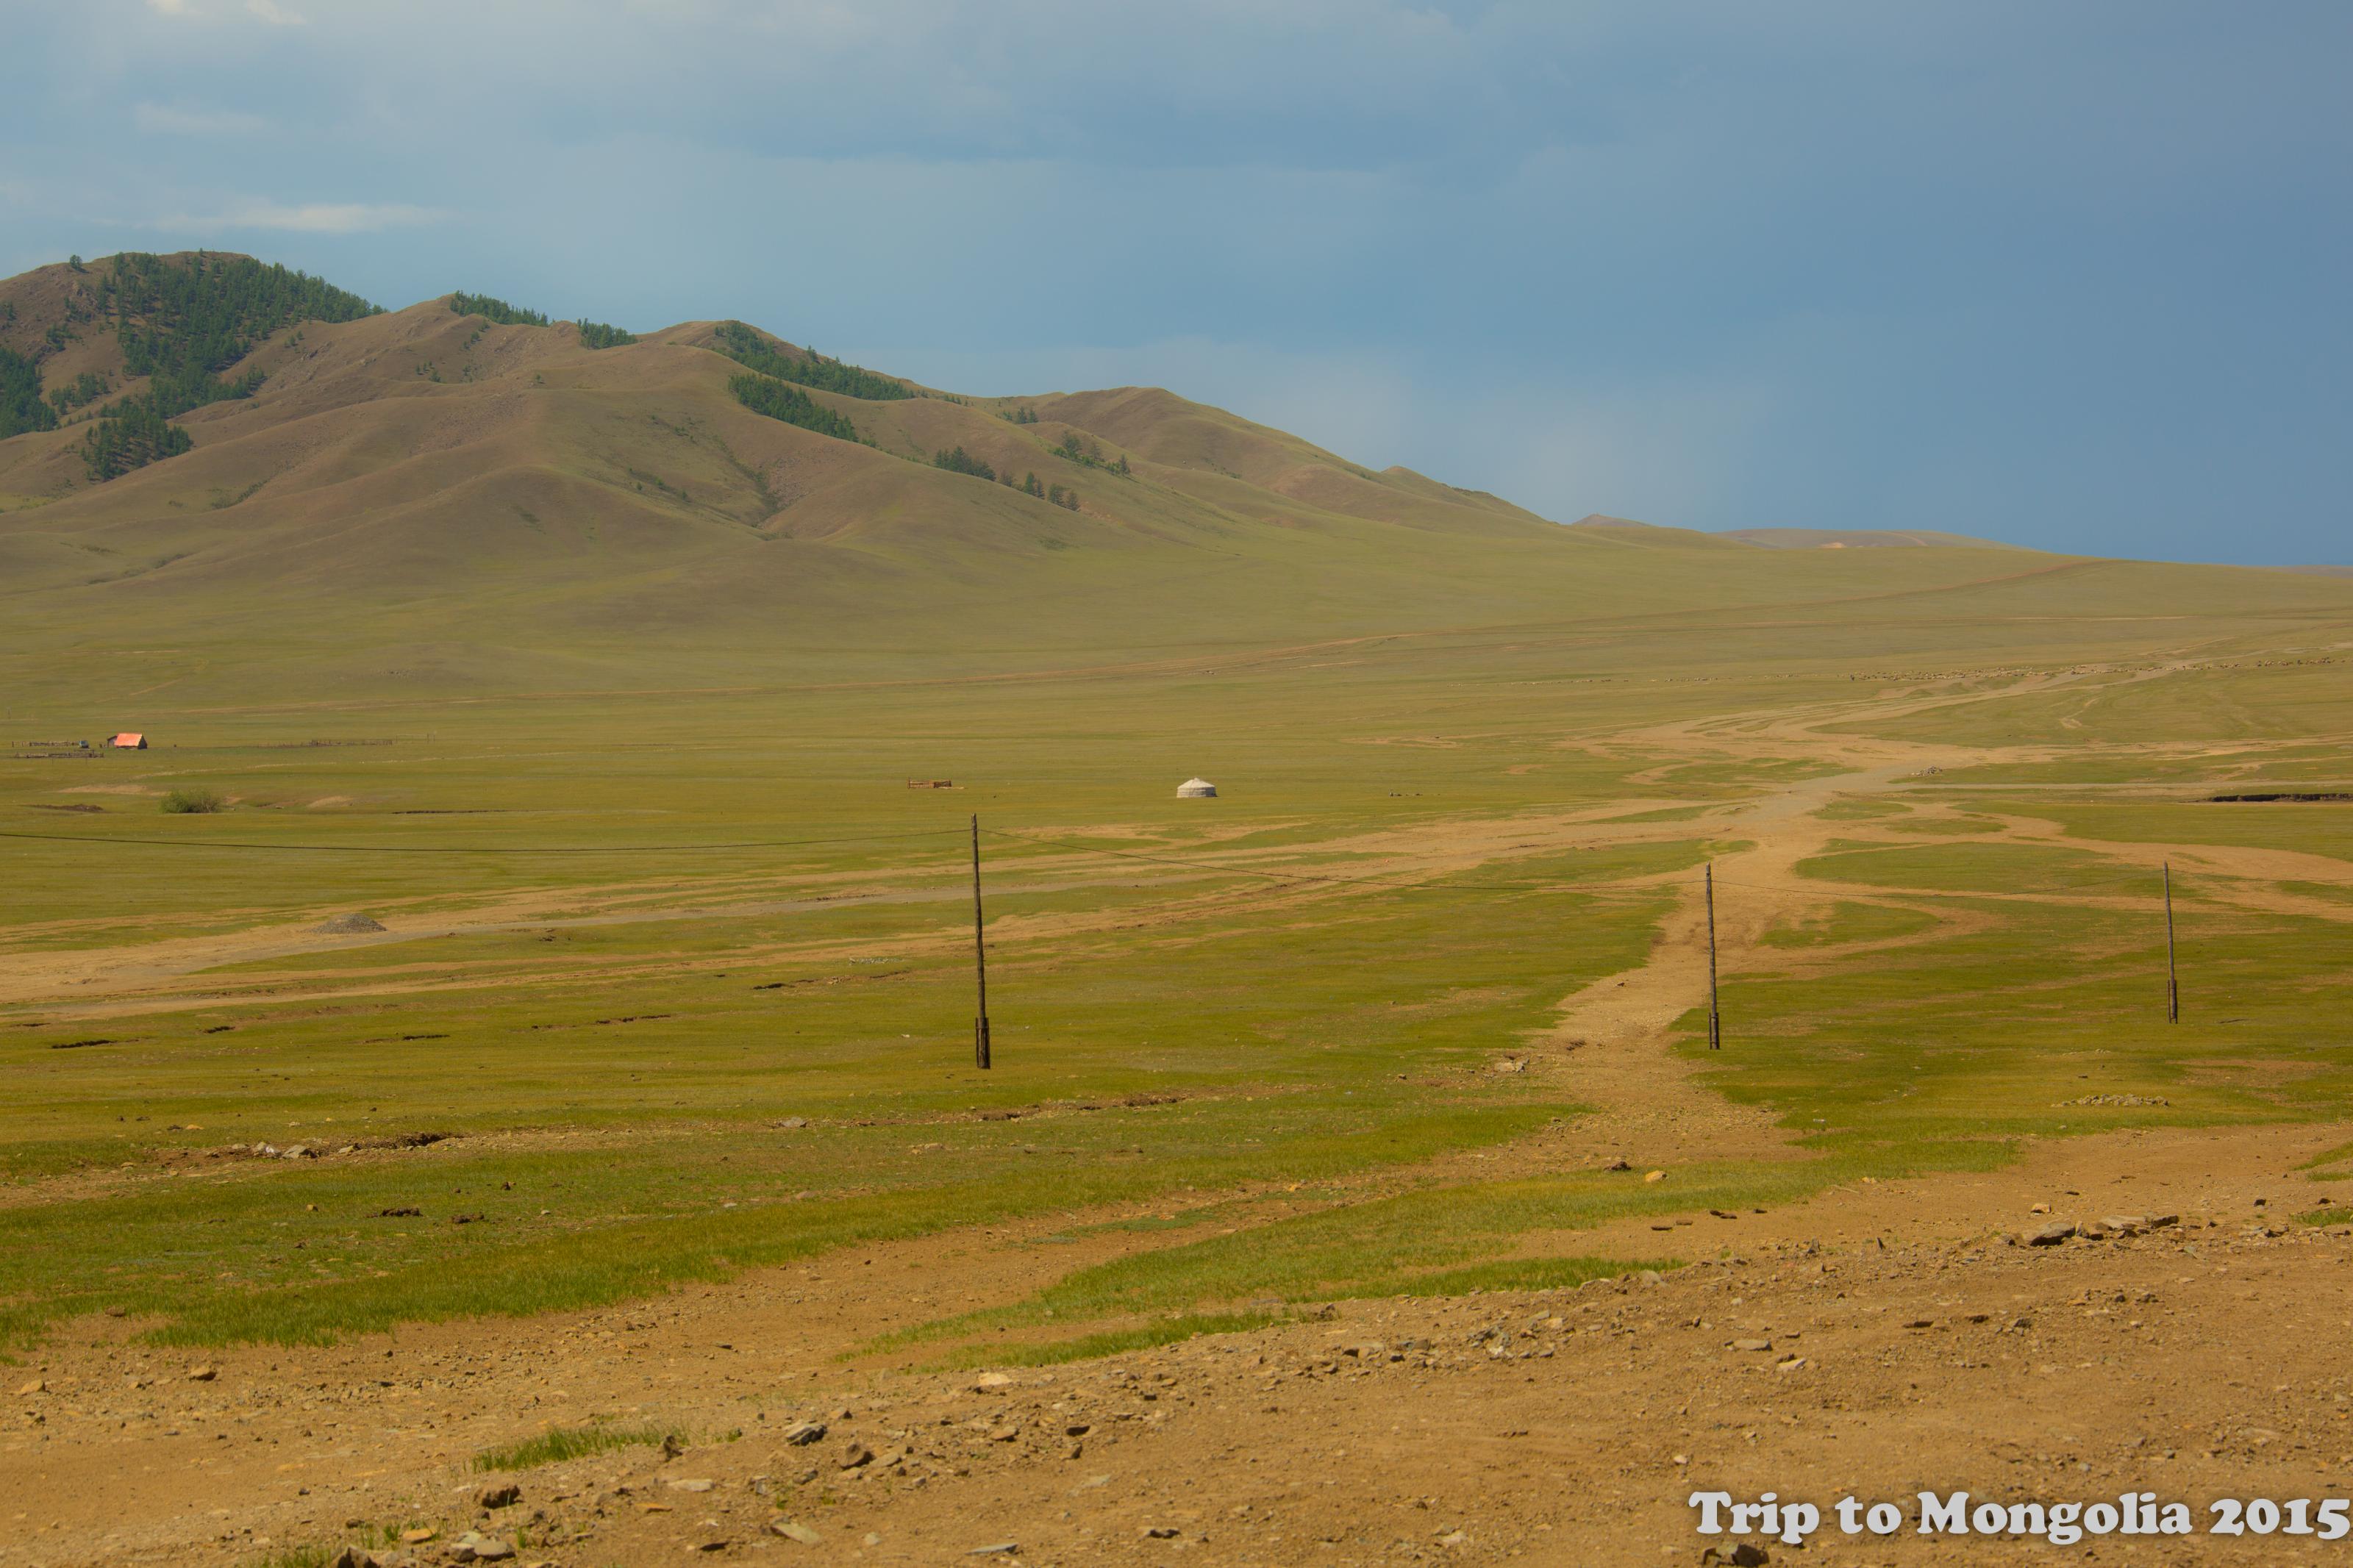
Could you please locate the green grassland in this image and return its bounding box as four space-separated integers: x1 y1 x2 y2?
4 254 2352 1367
6 612 2347 1365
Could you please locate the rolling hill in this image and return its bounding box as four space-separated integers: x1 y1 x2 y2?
3 251 2349 714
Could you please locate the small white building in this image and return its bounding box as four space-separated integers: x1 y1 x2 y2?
1176 776 1218 798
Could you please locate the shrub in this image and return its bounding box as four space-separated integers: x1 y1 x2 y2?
160 788 226 815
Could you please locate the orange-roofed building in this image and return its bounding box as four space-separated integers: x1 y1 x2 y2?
108 732 146 749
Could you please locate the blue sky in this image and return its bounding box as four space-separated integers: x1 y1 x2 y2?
4 1 2346 562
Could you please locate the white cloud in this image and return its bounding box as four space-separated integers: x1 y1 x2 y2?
144 0 197 13
133 102 269 136
246 0 305 22
153 199 450 234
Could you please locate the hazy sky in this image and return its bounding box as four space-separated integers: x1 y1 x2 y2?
5 1 2346 562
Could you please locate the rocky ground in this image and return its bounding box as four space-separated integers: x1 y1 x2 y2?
6 1118 2351 1568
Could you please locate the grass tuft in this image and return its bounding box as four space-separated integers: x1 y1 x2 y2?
472 1422 677 1472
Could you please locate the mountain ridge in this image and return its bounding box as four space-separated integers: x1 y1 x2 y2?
4 251 2349 712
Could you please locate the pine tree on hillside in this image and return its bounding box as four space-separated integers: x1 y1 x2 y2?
709 321 913 401
934 445 996 482
0 348 60 438
728 373 864 443
76 251 381 482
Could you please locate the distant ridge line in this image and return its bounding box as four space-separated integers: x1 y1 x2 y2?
1720 526 2021 551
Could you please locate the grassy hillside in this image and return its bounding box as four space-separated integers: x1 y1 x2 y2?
7 250 2346 716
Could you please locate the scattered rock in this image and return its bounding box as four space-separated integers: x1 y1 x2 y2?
965 1545 1019 1557
839 1442 874 1469
15 1378 43 1395
665 1478 715 1493
400 1528 438 1544
974 1371 1013 1389
476 1483 521 1509
447 1533 515 1564
1601 1158 1632 1172
2028 1222 2077 1247
1700 1545 1771 1567
1142 1525 1181 1539
771 1521 821 1544
314 913 388 934
1731 1338 1774 1353
1644 1170 1666 1183
781 1420 827 1446
187 1364 218 1382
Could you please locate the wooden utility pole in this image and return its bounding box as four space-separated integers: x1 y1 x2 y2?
1705 863 1722 1050
2164 860 2179 1024
971 814 992 1070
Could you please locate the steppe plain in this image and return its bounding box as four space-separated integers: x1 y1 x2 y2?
3 255 2352 1567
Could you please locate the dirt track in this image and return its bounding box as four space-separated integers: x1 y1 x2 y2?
5 675 2352 1567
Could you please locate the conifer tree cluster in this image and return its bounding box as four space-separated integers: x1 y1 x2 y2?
449 292 550 328
1051 427 1132 476
77 253 380 482
81 400 192 479
727 373 865 443
47 370 111 416
575 319 636 349
0 348 57 439
999 405 1040 424
710 321 912 401
451 293 632 348
933 445 996 482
